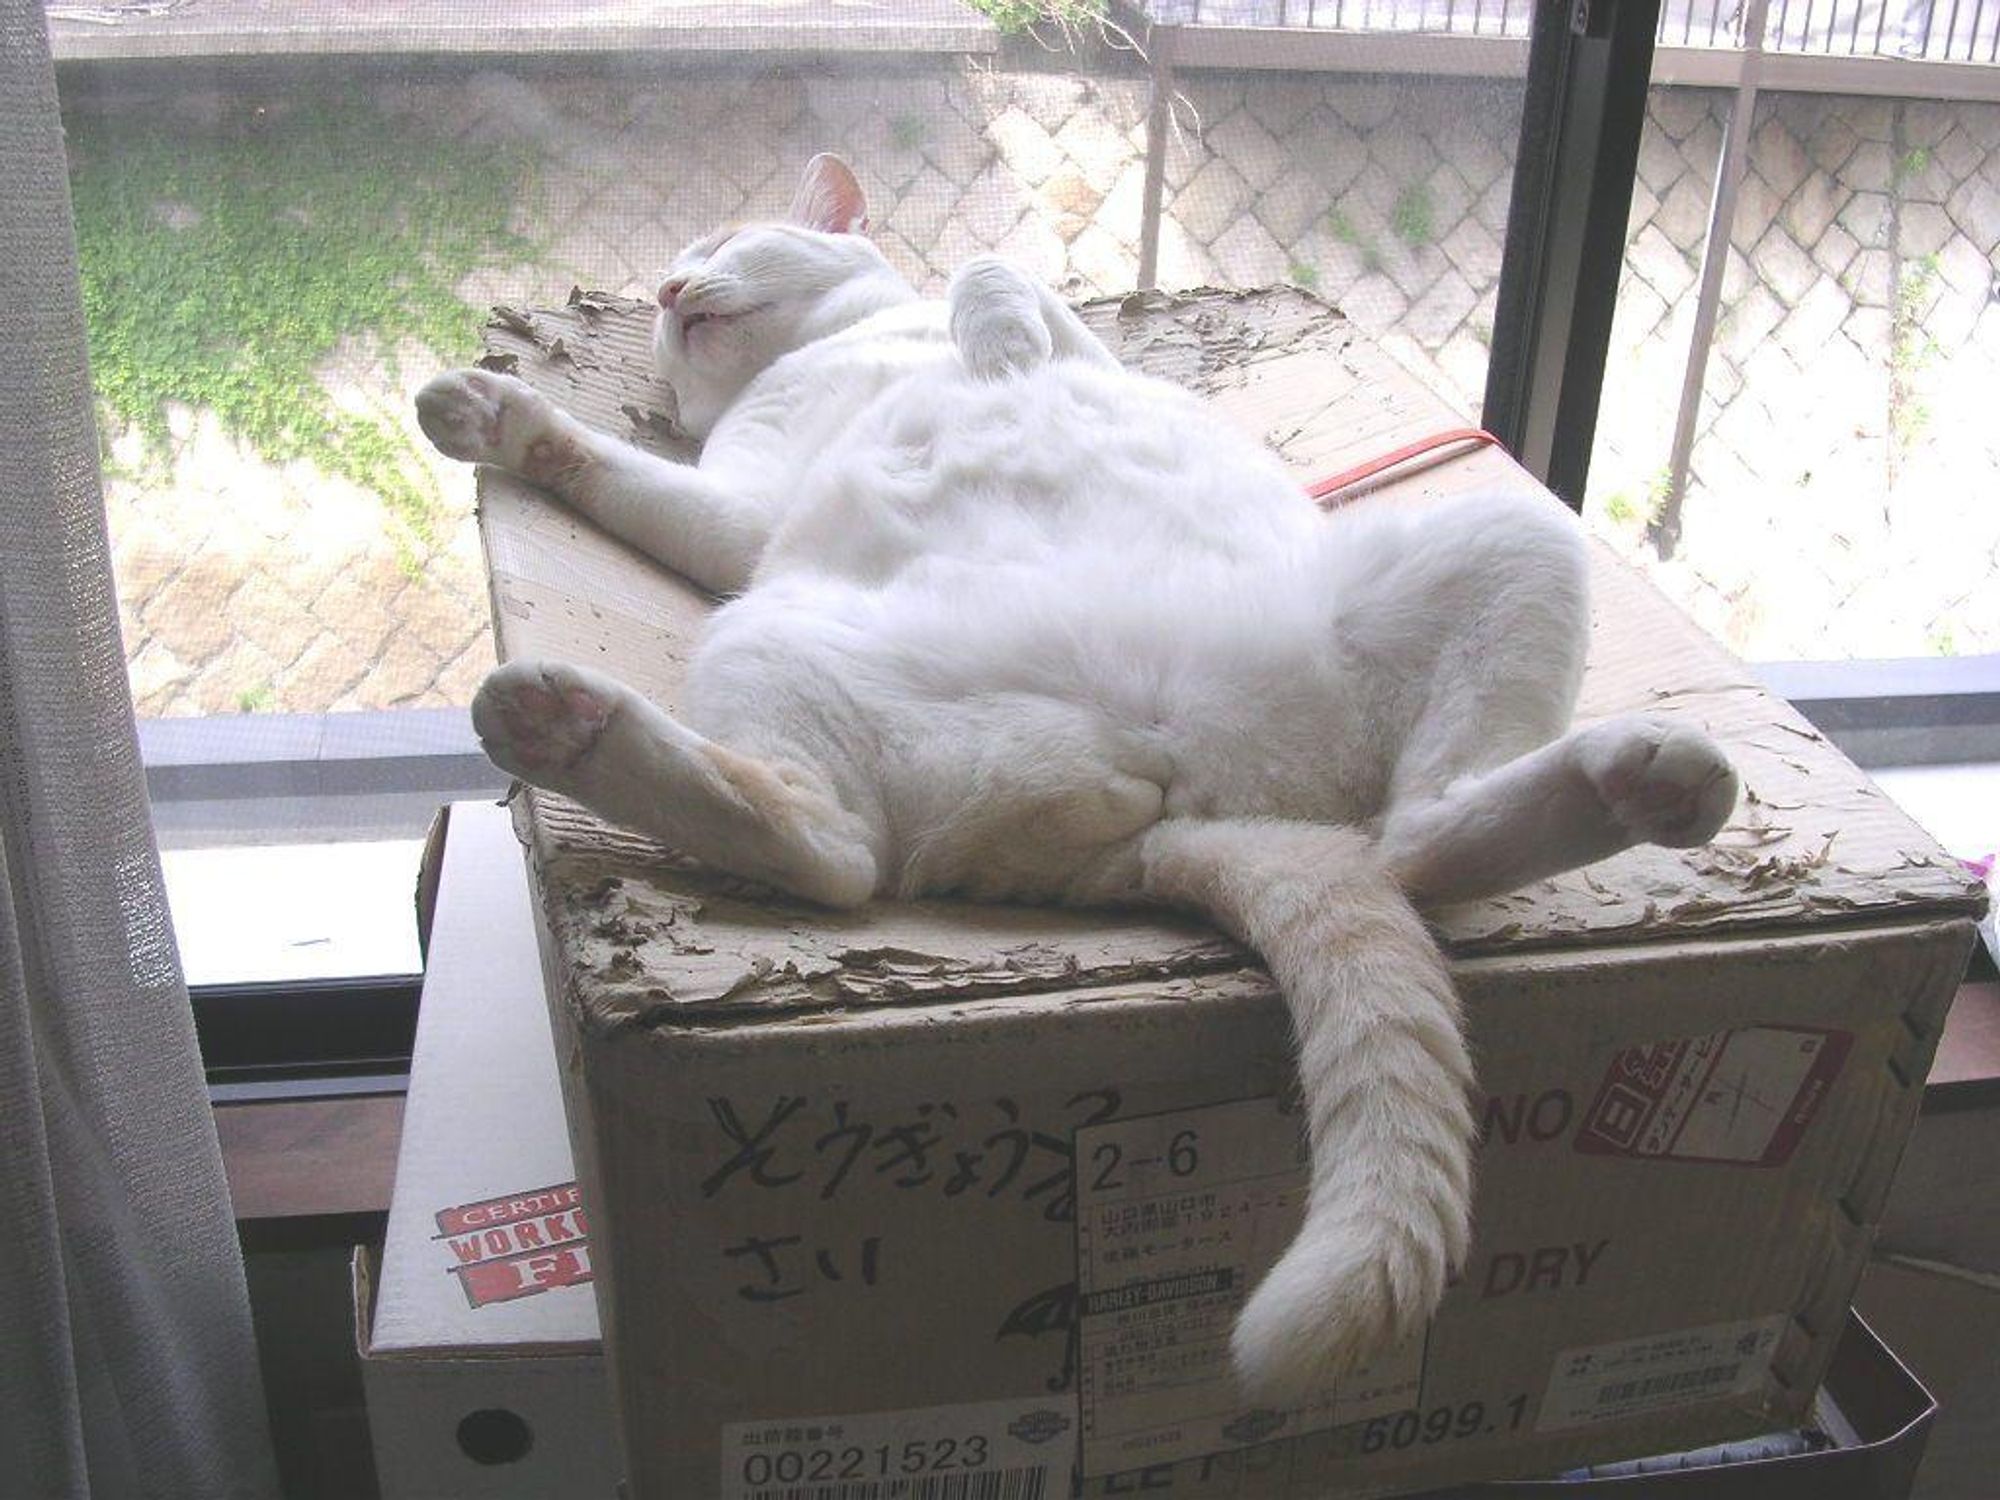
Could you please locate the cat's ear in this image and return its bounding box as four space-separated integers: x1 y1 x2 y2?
788 153 870 235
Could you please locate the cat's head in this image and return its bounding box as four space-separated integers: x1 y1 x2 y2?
652 154 914 436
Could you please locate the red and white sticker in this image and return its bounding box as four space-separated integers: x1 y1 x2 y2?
434 1180 594 1308
1574 1026 1851 1167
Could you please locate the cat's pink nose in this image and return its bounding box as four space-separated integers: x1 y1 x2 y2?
657 276 687 310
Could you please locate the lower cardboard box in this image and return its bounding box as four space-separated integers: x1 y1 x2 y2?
350 803 1945 1500
360 800 1952 1496
354 801 618 1499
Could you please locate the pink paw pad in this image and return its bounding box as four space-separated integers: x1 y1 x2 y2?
414 369 547 467
473 666 614 780
1590 723 1738 848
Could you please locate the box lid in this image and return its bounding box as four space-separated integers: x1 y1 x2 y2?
371 800 599 1354
473 288 1985 1030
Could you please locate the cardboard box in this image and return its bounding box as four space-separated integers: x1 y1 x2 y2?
356 800 618 1499
472 288 1988 1499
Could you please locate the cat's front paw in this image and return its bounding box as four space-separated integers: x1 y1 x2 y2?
957 312 1053 381
1579 717 1739 848
472 660 617 783
415 368 555 468
948 256 1053 380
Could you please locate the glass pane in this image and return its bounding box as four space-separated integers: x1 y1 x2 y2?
1584 12 2000 662
1159 72 1522 417
63 65 524 720
58 14 1530 747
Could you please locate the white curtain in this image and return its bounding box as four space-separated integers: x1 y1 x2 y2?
0 2 280 1495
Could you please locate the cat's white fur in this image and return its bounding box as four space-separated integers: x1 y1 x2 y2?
416 155 1739 1400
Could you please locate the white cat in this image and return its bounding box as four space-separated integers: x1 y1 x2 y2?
415 154 1738 1400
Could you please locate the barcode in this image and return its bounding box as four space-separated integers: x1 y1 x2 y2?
1596 1363 1739 1405
748 1468 1049 1500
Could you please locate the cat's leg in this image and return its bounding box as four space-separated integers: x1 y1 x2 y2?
946 256 1119 379
1379 717 1739 906
472 658 879 908
1352 491 1736 903
416 369 769 594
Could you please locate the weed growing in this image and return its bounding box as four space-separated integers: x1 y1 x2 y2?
1392 182 1435 247
965 0 1108 35
68 94 537 567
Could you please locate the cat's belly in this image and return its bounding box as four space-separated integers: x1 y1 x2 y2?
753 357 1315 589
688 360 1440 898
687 556 1403 901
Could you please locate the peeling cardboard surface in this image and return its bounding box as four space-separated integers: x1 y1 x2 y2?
476 288 1984 1029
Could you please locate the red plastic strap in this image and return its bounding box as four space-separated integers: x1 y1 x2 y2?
1306 427 1503 507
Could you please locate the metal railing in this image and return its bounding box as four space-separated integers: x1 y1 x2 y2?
1144 0 2000 62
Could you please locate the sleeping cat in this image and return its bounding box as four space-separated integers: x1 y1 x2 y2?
415 154 1739 1400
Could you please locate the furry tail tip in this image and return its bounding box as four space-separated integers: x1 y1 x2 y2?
1229 1214 1455 1404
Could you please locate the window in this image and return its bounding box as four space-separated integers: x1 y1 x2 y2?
1581 0 2000 667
48 0 1995 1087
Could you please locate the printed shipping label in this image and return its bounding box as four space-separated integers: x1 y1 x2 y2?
434 1180 593 1308
1073 1098 1424 1476
1537 1316 1786 1433
1574 1027 1851 1166
720 1397 1074 1500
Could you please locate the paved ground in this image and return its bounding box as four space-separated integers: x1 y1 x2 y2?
73 57 2000 716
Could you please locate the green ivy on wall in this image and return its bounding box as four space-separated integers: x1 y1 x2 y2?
67 95 536 567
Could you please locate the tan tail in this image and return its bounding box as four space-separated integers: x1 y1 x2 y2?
1140 818 1474 1401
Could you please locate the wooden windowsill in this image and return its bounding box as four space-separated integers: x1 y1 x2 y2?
1930 979 2000 1101
217 1093 405 1223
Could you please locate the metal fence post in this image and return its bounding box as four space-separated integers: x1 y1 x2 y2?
1137 22 1179 291
1652 0 1773 558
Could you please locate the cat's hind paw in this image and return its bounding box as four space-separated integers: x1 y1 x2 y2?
472 660 616 784
415 368 554 468
1579 717 1739 849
